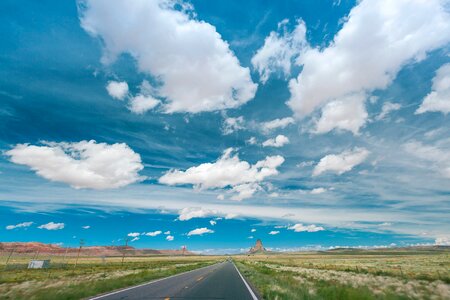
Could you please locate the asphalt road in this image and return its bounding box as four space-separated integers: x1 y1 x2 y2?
89 261 259 300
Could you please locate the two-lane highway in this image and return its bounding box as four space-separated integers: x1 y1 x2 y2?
89 261 259 300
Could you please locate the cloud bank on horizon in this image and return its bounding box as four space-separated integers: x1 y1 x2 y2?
0 0 449 248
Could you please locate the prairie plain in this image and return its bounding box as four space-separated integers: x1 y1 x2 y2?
235 248 450 300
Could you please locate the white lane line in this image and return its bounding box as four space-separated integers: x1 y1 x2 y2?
232 262 259 300
89 262 224 300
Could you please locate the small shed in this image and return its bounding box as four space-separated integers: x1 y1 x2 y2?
28 260 50 269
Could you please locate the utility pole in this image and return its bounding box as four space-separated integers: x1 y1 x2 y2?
62 247 69 266
121 238 129 265
4 246 16 268
74 239 85 268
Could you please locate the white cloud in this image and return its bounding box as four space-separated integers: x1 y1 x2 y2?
313 148 369 176
82 225 90 229
297 161 314 168
248 236 254 239
178 207 216 221
164 231 171 235
130 237 140 242
6 222 33 230
376 102 401 121
288 0 450 133
261 117 295 133
416 63 450 114
247 137 257 145
209 220 217 226
222 116 245 135
187 227 214 236
251 228 256 232
288 223 324 232
217 194 225 200
106 81 128 100
6 140 145 189
145 230 162 237
314 93 368 135
252 19 307 83
225 213 238 219
38 222 65 230
404 141 450 178
127 232 140 237
268 230 280 235
310 187 327 194
79 0 257 113
262 135 290 148
159 148 284 200
230 183 261 201
128 95 160 114
166 235 174 241
435 237 450 245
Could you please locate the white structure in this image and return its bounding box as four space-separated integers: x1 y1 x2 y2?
28 260 50 269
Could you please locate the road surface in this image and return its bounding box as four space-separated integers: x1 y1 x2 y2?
89 261 259 300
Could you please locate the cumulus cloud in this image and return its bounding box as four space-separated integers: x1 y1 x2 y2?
6 140 145 189
251 228 256 232
313 148 369 176
82 225 90 229
375 102 402 121
247 137 257 145
288 0 450 134
79 0 257 113
416 63 450 114
222 116 245 135
128 95 160 114
225 213 238 219
262 135 290 148
231 183 261 201
166 235 174 241
314 93 368 135
310 187 327 194
209 220 217 226
261 117 295 133
6 222 33 230
145 230 162 237
252 19 308 83
159 148 284 200
164 231 171 235
404 141 450 178
178 207 216 221
187 227 214 236
288 223 324 232
435 237 450 246
38 222 65 230
127 232 140 237
269 230 280 235
106 81 128 100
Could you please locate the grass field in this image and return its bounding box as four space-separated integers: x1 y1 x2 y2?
1 250 449 300
235 250 450 300
0 255 221 300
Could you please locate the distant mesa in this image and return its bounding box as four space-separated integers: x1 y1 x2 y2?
0 242 194 256
249 239 268 254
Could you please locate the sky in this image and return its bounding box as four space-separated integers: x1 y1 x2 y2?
0 0 449 253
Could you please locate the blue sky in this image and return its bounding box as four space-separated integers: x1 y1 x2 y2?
0 0 449 253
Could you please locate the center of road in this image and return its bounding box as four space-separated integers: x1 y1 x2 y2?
89 261 259 300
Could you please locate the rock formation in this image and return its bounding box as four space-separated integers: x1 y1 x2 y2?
249 239 266 254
